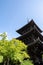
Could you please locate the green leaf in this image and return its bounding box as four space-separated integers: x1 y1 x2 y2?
21 60 33 65
0 55 3 63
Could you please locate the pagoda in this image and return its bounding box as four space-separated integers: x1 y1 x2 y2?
16 19 43 65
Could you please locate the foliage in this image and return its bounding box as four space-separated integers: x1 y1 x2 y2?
21 59 33 65
0 32 31 65
0 55 3 63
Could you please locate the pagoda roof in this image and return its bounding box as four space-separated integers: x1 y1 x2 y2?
16 19 42 35
27 37 43 62
16 26 43 41
28 37 42 46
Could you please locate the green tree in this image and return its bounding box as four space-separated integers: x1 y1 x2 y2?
0 32 31 65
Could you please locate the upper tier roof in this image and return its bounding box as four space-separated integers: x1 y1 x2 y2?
16 19 42 35
16 26 43 42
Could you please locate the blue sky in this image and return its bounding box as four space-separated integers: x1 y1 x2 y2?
0 0 43 39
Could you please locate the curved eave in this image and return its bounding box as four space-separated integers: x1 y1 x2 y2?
16 26 43 41
16 19 42 35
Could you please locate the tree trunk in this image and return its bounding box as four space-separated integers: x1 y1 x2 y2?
4 60 6 65
7 57 10 65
